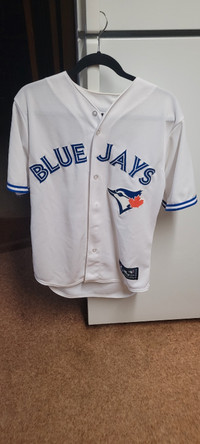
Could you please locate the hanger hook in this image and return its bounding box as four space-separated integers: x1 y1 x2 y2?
97 11 108 52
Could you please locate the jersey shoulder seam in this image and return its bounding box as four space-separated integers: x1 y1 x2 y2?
13 99 27 124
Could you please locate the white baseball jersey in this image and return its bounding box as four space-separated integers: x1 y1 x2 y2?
7 72 197 298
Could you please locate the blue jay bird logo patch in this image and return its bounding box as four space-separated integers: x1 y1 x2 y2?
108 187 144 215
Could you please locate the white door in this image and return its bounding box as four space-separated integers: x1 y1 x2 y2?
75 0 200 325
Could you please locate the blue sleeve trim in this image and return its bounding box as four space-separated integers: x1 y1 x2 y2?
7 182 30 194
162 195 198 211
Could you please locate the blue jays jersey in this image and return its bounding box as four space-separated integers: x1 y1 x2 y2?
7 72 197 298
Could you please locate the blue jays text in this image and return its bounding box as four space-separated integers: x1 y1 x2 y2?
30 143 156 185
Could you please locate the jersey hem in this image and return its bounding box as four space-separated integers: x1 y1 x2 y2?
34 276 150 298
50 284 150 299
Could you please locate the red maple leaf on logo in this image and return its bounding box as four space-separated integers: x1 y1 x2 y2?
129 196 144 208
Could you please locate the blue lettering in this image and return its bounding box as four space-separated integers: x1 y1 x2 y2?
129 156 149 178
71 143 87 164
41 155 60 173
97 143 113 162
29 141 156 186
139 168 155 185
54 146 72 167
110 150 127 172
29 164 48 183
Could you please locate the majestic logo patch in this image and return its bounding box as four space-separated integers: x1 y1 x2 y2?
119 260 139 280
108 187 144 215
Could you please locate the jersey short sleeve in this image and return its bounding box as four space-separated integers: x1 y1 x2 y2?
7 98 29 194
162 117 197 211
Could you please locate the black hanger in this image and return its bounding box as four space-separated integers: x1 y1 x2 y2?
68 51 136 82
68 11 136 83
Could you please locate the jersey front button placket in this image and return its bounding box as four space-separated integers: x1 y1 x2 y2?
85 130 103 281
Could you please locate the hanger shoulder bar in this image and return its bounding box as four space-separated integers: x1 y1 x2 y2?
68 52 135 81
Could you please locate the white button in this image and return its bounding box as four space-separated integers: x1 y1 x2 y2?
94 175 99 180
92 248 97 253
92 110 97 116
96 129 101 135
